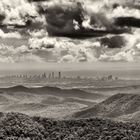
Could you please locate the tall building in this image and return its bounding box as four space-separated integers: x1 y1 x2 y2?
52 72 55 79
42 73 47 78
108 75 113 80
48 73 51 79
58 72 62 79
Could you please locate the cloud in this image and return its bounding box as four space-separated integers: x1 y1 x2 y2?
115 17 140 28
0 44 44 63
45 3 83 36
109 6 140 19
0 0 134 37
28 29 48 38
0 30 139 63
28 37 56 49
39 0 134 38
59 54 75 63
42 1 120 37
0 0 140 63
100 35 125 48
99 49 136 62
27 27 140 63
0 29 21 39
28 36 104 62
1 0 38 24
98 29 140 62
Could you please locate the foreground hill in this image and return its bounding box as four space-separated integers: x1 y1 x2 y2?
0 112 140 140
73 93 140 121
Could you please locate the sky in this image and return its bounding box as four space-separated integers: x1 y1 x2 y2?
0 0 140 66
0 62 140 71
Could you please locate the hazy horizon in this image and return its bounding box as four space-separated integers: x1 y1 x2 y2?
0 62 140 71
0 62 140 79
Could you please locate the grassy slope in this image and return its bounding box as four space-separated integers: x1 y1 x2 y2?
72 93 140 120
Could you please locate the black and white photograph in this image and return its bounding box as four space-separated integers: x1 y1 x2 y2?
0 0 140 139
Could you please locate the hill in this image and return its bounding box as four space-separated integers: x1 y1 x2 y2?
0 85 32 93
72 93 140 121
0 112 140 140
0 85 105 100
0 85 105 118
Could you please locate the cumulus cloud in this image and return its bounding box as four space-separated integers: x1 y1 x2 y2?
59 54 75 63
99 49 135 62
98 29 140 62
0 0 38 25
0 44 44 63
27 27 140 63
28 29 48 38
0 0 140 63
0 29 21 39
110 6 140 18
28 35 105 62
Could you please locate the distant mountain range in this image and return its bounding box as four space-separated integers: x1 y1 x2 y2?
0 85 106 118
0 85 105 100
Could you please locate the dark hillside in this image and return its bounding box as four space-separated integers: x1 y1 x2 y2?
0 112 140 140
0 85 104 100
73 93 140 119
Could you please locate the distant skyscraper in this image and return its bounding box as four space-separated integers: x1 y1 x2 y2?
58 72 61 79
42 73 46 78
48 73 51 79
108 75 113 80
52 72 55 79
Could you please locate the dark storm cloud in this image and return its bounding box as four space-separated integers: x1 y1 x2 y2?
28 0 50 2
0 14 5 24
44 3 84 36
90 14 115 31
39 2 130 38
115 17 140 28
0 0 133 38
100 36 125 48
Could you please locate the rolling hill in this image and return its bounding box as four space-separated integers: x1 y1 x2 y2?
72 93 140 121
0 85 105 118
0 85 105 100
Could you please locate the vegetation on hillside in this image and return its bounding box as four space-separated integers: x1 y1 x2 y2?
0 112 140 140
73 93 140 120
